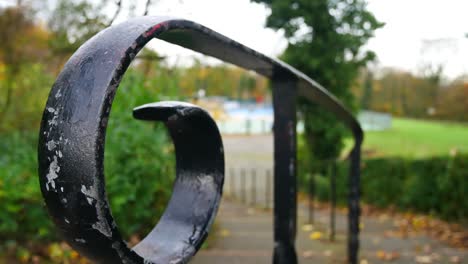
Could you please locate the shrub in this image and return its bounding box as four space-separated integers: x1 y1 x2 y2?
298 152 468 222
0 68 176 246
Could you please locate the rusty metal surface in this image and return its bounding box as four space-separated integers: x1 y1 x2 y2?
38 16 363 264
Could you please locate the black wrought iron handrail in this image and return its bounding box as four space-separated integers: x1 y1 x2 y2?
38 16 363 264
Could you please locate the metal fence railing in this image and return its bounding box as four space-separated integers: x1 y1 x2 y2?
38 16 363 264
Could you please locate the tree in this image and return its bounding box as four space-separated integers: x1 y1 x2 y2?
360 70 373 110
0 5 49 123
47 0 155 69
252 0 383 160
47 0 111 68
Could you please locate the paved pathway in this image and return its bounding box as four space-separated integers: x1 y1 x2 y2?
191 135 467 263
192 198 467 263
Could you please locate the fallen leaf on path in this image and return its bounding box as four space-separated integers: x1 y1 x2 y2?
371 237 381 245
309 231 323 240
376 250 400 261
302 224 314 232
219 229 231 237
423 244 432 253
450 256 461 263
302 250 315 258
246 208 255 215
415 255 432 263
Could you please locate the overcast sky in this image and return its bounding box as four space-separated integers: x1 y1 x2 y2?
131 0 468 79
3 0 467 79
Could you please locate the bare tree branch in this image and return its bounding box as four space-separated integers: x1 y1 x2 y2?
107 0 122 26
135 54 165 61
143 0 152 16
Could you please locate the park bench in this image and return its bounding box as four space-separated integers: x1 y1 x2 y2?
38 16 363 264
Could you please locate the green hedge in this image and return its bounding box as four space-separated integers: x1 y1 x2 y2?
0 69 176 245
298 155 468 222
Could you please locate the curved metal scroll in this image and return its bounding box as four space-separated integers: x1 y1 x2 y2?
39 99 223 263
38 16 363 264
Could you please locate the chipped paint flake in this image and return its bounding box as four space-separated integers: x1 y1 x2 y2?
168 114 178 121
81 185 95 205
46 156 60 191
46 140 58 151
81 185 113 238
75 238 86 243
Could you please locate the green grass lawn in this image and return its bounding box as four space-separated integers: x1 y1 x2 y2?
346 118 468 158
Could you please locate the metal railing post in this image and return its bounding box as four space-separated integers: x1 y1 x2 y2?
266 169 272 209
230 167 235 198
241 168 246 204
308 172 315 224
272 74 298 264
251 168 257 206
330 160 337 242
348 144 362 264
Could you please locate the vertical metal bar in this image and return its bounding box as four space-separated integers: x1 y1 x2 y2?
241 168 246 204
251 168 257 206
308 173 315 224
330 160 336 242
348 145 361 264
272 74 298 264
230 167 235 198
265 168 272 209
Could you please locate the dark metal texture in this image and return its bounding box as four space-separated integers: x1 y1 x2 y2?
38 16 363 264
273 77 298 264
330 160 337 242
348 145 362 264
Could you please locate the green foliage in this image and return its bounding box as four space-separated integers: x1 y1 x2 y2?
435 80 468 122
48 0 109 56
359 69 440 117
253 0 384 160
0 68 176 246
104 69 176 238
0 63 54 132
0 132 55 242
298 154 468 222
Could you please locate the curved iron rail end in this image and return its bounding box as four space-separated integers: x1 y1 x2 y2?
38 16 363 264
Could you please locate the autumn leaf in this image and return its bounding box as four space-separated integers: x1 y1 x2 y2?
376 250 400 261
309 231 323 240
220 229 231 237
415 255 433 263
302 224 314 232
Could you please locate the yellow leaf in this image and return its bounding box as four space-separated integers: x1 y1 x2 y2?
220 229 231 237
376 250 386 259
309 231 322 240
71 250 80 259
